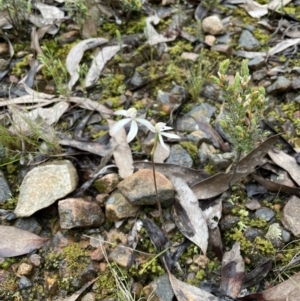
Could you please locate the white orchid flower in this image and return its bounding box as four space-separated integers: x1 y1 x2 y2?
150 122 180 150
110 108 153 143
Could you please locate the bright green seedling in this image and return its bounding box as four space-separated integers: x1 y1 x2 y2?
211 59 266 155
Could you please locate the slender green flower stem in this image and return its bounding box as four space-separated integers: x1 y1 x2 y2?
151 135 165 232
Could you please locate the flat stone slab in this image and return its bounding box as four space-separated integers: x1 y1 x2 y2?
117 169 175 206
58 198 105 229
14 160 78 217
282 196 300 237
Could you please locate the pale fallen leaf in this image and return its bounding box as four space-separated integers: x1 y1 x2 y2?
167 270 221 301
8 101 69 136
268 39 300 57
268 149 300 186
35 2 64 20
153 141 170 163
241 0 292 18
246 271 300 301
107 119 134 178
234 50 266 59
221 242 244 298
0 225 48 257
66 38 108 89
85 45 124 88
170 176 208 255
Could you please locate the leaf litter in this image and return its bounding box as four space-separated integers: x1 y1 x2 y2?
2 0 300 300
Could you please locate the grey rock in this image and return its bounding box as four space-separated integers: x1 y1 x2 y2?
245 199 261 211
81 292 96 301
187 130 210 145
187 103 216 123
282 228 292 243
209 152 235 170
292 78 300 90
176 115 199 132
211 44 232 56
255 207 275 222
157 90 172 104
14 160 78 217
105 191 140 221
244 227 264 241
14 217 42 235
216 33 232 44
0 170 11 203
130 71 144 86
198 143 216 165
117 169 175 206
29 254 42 267
252 70 267 81
108 244 132 267
248 56 265 70
238 30 260 51
282 196 300 237
58 198 105 229
18 276 32 289
219 215 239 231
166 144 193 168
201 83 223 102
267 76 291 94
202 15 226 35
143 274 174 301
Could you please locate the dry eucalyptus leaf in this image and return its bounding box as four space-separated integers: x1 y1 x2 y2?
107 119 134 178
241 0 292 18
85 45 124 88
191 135 279 199
246 271 300 301
268 149 300 186
66 38 108 89
35 2 64 20
0 225 49 257
267 39 300 57
153 141 170 163
170 176 208 255
252 174 300 197
168 270 221 301
59 138 116 157
221 242 244 298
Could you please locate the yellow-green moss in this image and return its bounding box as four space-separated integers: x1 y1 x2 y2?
44 243 89 277
100 74 126 99
180 141 199 163
11 55 30 76
252 28 271 46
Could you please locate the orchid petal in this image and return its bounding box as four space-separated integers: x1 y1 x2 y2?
155 122 167 132
126 108 137 118
127 120 138 142
110 118 130 136
114 110 128 116
160 125 173 132
136 118 155 131
158 133 168 150
161 132 181 139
